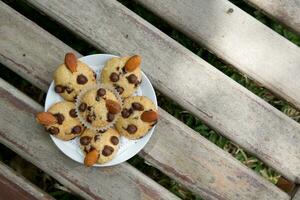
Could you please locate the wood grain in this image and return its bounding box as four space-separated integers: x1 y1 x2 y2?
0 162 54 200
245 0 300 35
19 0 300 182
135 0 300 110
293 188 300 200
141 108 289 200
0 4 289 199
0 79 179 200
0 78 289 200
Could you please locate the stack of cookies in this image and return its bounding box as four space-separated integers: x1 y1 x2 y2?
36 53 158 166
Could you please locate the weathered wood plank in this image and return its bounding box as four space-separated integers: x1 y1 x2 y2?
276 177 296 194
0 78 179 200
293 188 300 200
0 161 55 200
0 5 289 199
20 0 300 182
134 0 300 109
0 2 78 92
142 108 289 200
0 78 289 200
245 0 300 35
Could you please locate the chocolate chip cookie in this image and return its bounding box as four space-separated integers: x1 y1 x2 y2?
80 128 120 165
53 53 96 101
100 55 142 98
116 96 158 139
36 101 84 140
77 86 121 130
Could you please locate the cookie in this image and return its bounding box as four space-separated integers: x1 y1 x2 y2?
53 53 96 101
100 55 142 98
36 101 84 140
116 96 158 139
77 86 121 131
80 128 120 165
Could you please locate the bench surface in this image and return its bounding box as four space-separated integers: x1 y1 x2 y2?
0 0 300 199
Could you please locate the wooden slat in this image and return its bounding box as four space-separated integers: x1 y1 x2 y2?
276 177 296 194
20 0 300 182
0 79 179 200
0 80 288 200
134 0 300 109
0 4 289 200
142 108 289 200
294 188 300 200
0 161 54 200
245 0 300 35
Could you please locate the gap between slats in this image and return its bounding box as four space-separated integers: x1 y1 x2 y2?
2 1 297 189
243 0 300 36
0 3 290 200
0 161 55 200
18 0 300 183
0 0 291 187
132 0 300 111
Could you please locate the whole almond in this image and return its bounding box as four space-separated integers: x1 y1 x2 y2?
106 100 121 114
36 112 57 125
65 52 77 73
124 55 141 72
84 149 99 167
141 110 158 122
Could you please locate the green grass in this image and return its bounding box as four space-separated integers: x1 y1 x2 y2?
1 0 300 199
119 0 300 185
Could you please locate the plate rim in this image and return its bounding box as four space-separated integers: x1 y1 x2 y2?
45 53 157 167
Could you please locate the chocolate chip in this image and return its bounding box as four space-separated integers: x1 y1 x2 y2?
97 88 106 97
86 114 95 123
69 109 77 118
54 85 65 93
79 103 87 112
48 126 59 135
71 125 82 134
110 136 119 145
134 80 141 88
132 102 144 111
98 129 106 133
95 96 100 101
102 145 114 156
80 136 92 145
121 108 131 118
110 72 119 82
107 113 114 122
77 74 88 84
126 74 138 84
122 67 127 74
114 85 124 94
65 87 73 94
94 134 101 142
73 95 78 100
126 124 137 134
87 106 92 111
116 67 120 70
54 113 64 125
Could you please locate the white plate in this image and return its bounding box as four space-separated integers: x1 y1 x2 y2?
45 54 157 167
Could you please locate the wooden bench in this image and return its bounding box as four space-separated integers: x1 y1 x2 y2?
0 0 299 199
